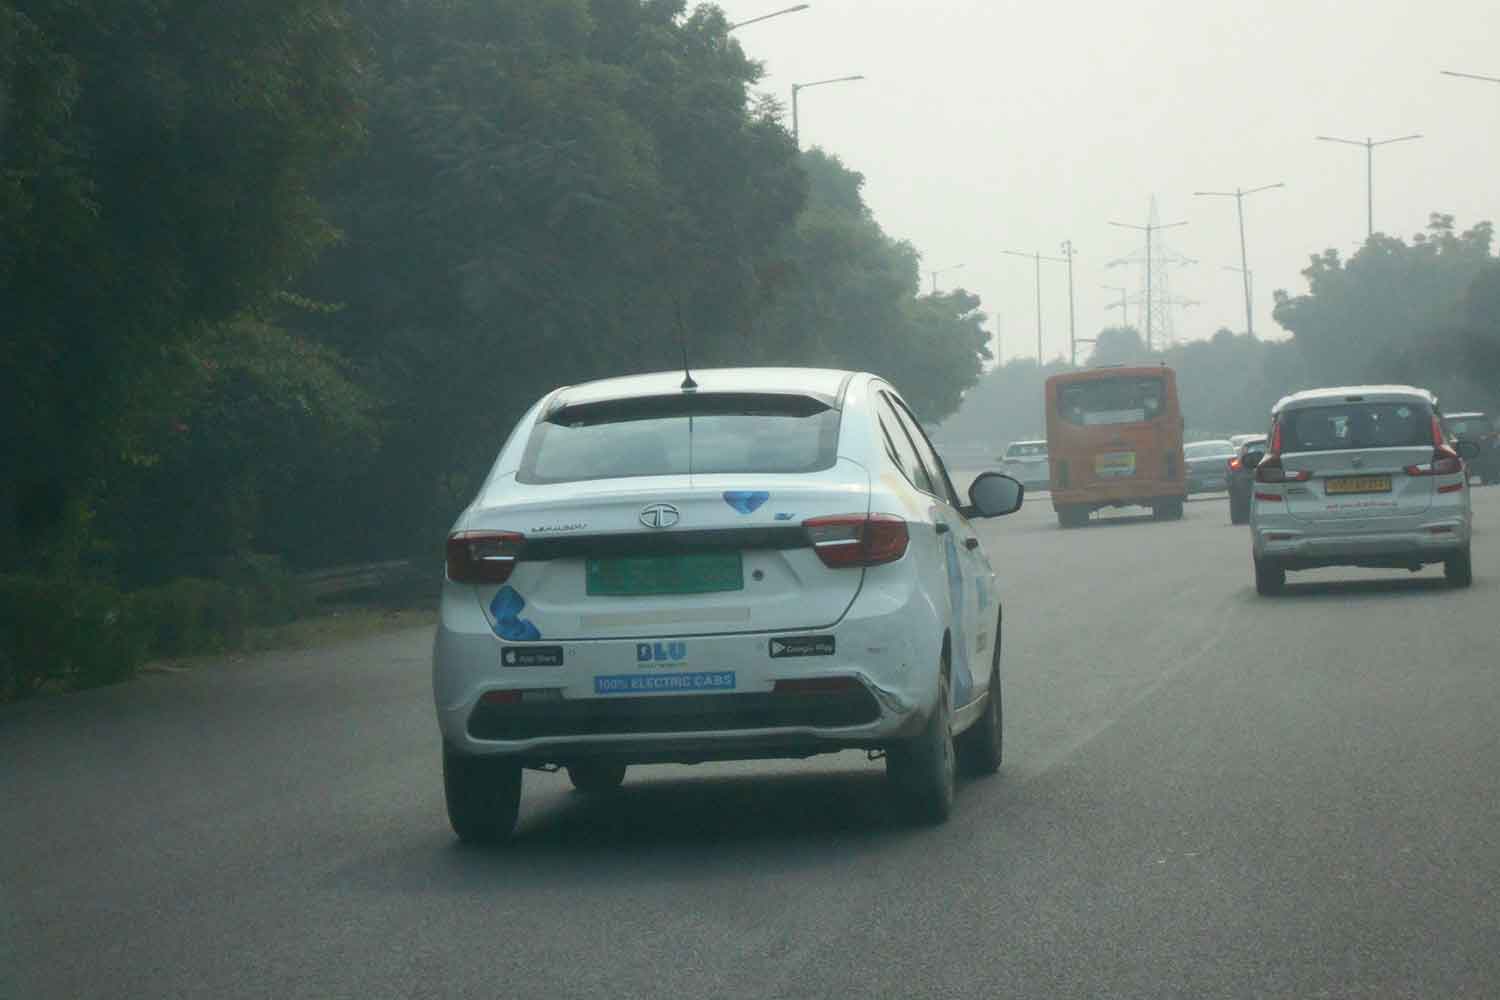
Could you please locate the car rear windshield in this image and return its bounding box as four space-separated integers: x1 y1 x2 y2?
517 392 841 484
1006 443 1046 457
1185 441 1234 458
1057 376 1166 426
1278 401 1433 453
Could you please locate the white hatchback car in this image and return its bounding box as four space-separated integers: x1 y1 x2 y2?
1245 385 1479 595
434 368 1025 843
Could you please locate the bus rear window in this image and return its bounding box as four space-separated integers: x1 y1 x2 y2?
1057 376 1166 426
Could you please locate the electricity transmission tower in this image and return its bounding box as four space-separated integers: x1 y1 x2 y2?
1106 196 1198 351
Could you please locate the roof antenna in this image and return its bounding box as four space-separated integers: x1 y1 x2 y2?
675 296 698 391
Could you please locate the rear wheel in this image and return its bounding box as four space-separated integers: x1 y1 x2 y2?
956 637 1003 777
443 746 523 845
887 666 955 824
1057 505 1088 529
1153 499 1185 521
1254 557 1285 596
1445 546 1473 588
567 762 628 794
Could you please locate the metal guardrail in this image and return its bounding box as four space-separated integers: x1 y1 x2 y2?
297 560 418 600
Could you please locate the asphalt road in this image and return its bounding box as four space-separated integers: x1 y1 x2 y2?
5 489 1499 999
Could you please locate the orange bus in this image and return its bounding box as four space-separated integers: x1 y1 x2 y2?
1044 365 1187 528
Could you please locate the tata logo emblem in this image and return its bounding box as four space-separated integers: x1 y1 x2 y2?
639 503 680 529
1351 456 1364 468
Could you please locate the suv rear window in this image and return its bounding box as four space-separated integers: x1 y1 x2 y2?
1058 376 1165 425
1279 401 1432 453
518 392 841 484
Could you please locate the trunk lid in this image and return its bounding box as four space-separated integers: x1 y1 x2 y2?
462 461 872 640
1281 447 1434 523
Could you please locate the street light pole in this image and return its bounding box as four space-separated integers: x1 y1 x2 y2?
790 74 864 146
928 263 964 294
1193 183 1283 338
1001 249 1069 365
1060 240 1078 366
1315 134 1422 239
1223 265 1254 326
728 3 810 30
1106 218 1188 354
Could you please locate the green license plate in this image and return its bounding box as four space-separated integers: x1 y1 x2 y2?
586 553 745 596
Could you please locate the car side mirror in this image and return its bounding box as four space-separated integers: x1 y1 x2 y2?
966 472 1023 518
1242 450 1265 470
1456 439 1481 460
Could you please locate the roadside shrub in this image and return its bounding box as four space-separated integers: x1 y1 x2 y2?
127 578 248 658
215 554 310 627
0 575 149 699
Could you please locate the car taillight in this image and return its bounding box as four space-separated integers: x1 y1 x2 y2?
803 514 909 568
446 530 525 583
1228 456 1242 471
1253 456 1310 484
1405 447 1463 477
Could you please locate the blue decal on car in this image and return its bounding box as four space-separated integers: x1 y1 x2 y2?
490 586 542 642
774 512 797 521
723 491 770 514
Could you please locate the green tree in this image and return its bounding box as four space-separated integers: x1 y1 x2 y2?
1273 214 1494 385
0 0 365 572
297 0 807 549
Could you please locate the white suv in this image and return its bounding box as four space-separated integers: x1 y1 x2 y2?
1245 385 1479 595
434 368 1024 843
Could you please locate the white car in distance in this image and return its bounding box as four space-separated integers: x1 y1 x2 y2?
998 439 1050 490
434 368 1025 843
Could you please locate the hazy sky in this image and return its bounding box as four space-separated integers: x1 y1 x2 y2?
717 0 1500 363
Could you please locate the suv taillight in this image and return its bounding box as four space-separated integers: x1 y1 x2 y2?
446 530 525 583
803 514 909 568
1253 455 1311 484
1405 447 1463 477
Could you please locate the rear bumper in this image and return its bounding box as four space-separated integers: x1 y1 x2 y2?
1051 479 1185 510
1252 519 1470 569
1186 468 1229 492
432 572 951 764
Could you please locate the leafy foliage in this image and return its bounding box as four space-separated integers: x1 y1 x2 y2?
0 0 366 573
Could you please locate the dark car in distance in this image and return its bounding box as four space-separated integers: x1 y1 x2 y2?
1227 435 1266 524
1184 439 1236 494
1444 411 1499 485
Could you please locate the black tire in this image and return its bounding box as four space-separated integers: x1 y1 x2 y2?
1254 557 1285 596
956 631 1003 777
1445 546 1473 588
567 761 628 794
443 745 522 845
1153 499 1185 521
1057 505 1088 529
886 666 955 824
1229 491 1249 525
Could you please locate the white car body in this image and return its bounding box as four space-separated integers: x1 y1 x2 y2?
999 440 1049 489
1248 385 1473 593
433 368 1022 838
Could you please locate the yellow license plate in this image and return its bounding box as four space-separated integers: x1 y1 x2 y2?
1094 451 1136 478
1325 475 1392 495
